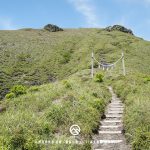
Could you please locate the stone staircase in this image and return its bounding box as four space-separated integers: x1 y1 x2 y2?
92 87 130 150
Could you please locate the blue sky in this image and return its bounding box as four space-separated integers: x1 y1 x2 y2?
0 0 150 40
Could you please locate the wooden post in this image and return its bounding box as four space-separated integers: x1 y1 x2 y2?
98 57 100 69
91 52 94 78
122 51 126 76
103 66 105 70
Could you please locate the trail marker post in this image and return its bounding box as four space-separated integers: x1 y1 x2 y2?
122 51 126 76
91 52 94 78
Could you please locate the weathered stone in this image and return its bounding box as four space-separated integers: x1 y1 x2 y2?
44 24 63 32
105 25 133 35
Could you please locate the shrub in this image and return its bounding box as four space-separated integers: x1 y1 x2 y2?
29 86 39 92
143 76 150 83
90 98 105 113
9 127 40 150
62 52 71 63
11 85 26 96
62 80 72 89
46 105 69 126
94 73 103 82
5 92 15 99
10 127 26 149
92 92 98 98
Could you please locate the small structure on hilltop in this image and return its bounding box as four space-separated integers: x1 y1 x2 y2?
105 25 133 35
44 24 63 32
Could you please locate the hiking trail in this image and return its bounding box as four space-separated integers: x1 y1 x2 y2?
92 86 131 150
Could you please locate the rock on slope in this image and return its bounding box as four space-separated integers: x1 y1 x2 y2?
44 24 63 32
105 25 133 35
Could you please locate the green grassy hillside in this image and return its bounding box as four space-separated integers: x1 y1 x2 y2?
0 28 150 99
0 28 150 149
0 70 111 149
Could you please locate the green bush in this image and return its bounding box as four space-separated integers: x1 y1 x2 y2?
29 86 39 92
46 105 69 126
94 73 103 82
11 85 26 96
90 98 105 113
143 76 150 83
9 128 40 150
92 92 98 98
62 80 72 89
62 52 71 63
5 92 15 99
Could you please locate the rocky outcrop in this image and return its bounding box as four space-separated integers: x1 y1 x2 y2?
105 25 133 35
44 24 63 32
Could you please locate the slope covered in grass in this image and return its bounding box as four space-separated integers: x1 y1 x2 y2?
0 28 150 99
0 27 150 149
0 70 111 149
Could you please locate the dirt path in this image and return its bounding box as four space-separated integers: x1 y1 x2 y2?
92 86 131 150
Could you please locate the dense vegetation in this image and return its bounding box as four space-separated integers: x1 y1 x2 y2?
0 27 150 149
0 70 111 149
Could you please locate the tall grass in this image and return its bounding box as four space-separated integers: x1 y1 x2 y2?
0 70 111 149
111 74 150 150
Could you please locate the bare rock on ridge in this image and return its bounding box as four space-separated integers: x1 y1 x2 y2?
44 24 63 32
105 25 134 35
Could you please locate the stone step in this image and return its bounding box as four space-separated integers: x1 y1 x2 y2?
99 131 122 134
107 111 123 114
111 101 122 103
109 106 124 108
100 121 122 126
93 134 124 140
111 103 122 105
106 114 122 118
102 120 122 123
100 122 122 126
110 105 123 107
93 140 123 144
110 101 122 103
107 108 123 111
109 104 123 106
109 108 124 111
100 125 121 128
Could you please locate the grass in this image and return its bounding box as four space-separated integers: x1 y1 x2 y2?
0 27 150 149
1 28 150 99
109 73 150 150
0 70 111 149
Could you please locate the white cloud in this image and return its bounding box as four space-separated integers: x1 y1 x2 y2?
0 18 16 30
68 0 99 27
